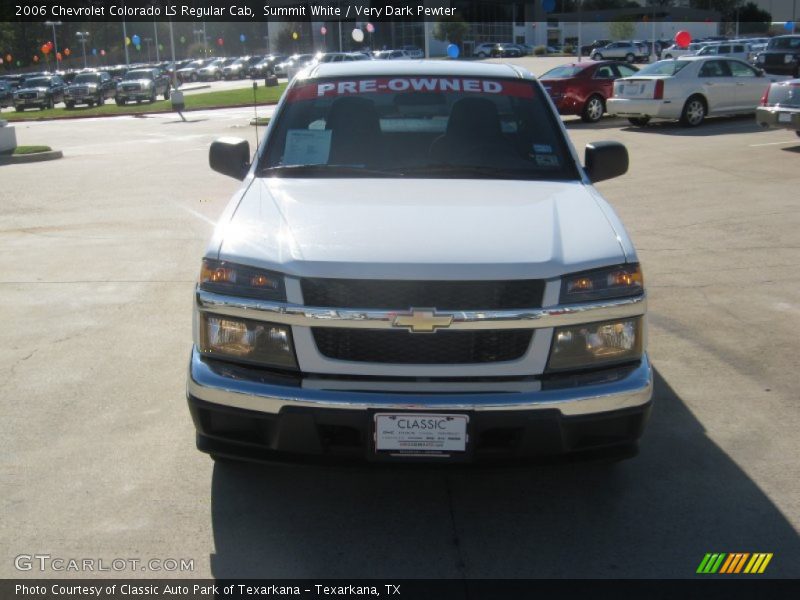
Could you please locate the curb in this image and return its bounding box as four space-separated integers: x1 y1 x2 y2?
0 150 63 165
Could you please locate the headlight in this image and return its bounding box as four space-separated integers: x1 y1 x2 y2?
142 81 153 88
200 315 297 369
757 54 765 63
548 317 643 372
199 259 285 300
560 264 643 304
785 55 795 64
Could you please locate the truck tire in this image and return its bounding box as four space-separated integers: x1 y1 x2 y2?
65 101 74 109
164 87 170 100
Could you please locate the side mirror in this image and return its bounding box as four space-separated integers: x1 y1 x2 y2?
209 137 250 180
584 141 628 183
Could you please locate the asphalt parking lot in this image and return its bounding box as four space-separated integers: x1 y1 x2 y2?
1 60 799 579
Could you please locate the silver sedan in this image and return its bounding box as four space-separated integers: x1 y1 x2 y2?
607 55 776 127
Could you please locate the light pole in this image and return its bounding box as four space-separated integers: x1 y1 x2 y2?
76 31 89 68
44 20 62 69
144 37 153 62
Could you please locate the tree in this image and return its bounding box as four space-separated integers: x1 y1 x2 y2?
432 16 469 48
609 20 636 40
737 2 771 34
689 0 744 22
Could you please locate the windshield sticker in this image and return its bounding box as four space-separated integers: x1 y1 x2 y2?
535 154 560 168
533 144 553 153
287 78 535 101
282 129 332 166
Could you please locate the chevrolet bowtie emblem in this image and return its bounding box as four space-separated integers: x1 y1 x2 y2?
392 309 453 333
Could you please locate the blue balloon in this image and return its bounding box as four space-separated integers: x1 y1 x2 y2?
447 44 459 59
542 0 555 12
92 48 97 55
785 21 795 32
240 34 246 42
131 34 141 46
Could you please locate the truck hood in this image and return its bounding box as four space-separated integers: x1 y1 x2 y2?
214 178 630 280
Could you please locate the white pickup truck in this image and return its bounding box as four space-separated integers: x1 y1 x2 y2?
187 61 652 464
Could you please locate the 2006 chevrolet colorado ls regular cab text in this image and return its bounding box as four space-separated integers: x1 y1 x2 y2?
187 60 652 464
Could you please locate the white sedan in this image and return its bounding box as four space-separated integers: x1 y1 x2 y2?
607 56 775 127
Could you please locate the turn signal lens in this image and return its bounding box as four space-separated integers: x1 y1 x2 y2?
561 264 643 304
199 259 284 300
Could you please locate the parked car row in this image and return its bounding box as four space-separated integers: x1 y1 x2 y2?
541 55 788 129
7 66 171 112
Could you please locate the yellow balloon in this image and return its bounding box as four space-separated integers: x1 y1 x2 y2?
292 32 298 40
126 36 131 46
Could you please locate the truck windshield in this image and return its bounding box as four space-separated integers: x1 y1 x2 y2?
73 74 100 84
258 76 578 180
767 37 800 50
124 71 153 80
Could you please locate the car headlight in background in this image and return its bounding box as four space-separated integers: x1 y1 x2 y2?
560 264 643 304
199 259 286 301
199 315 297 369
548 317 643 372
785 55 796 64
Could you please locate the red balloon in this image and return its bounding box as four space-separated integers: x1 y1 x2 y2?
46 41 53 49
33 55 39 62
56 52 62 61
41 44 50 54
674 31 691 48
64 48 71 56
217 37 224 46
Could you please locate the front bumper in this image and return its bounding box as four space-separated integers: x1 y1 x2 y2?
756 107 800 131
117 90 153 101
14 98 46 108
606 97 679 120
187 349 653 463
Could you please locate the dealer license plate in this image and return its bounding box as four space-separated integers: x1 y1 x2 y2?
374 413 468 455
778 112 791 123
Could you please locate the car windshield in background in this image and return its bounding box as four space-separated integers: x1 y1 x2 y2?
124 70 153 80
768 37 800 50
540 65 587 78
73 74 100 84
24 78 50 87
767 82 800 107
259 76 577 181
637 60 690 76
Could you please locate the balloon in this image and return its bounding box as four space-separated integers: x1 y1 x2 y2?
180 36 186 44
240 34 246 42
46 41 53 49
135 44 141 51
64 48 70 56
785 21 795 32
320 26 327 35
100 49 105 56
41 44 50 54
158 44 164 51
0 58 3 65
674 31 691 48
366 23 375 33
126 36 131 46
56 52 62 61
447 44 459 59
92 48 97 55
292 32 299 40
542 0 555 12
33 55 39 62
16 60 21 66
352 28 364 43
131 34 141 46
217 37 224 46
5 54 11 62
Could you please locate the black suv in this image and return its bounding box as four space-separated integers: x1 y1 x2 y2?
64 71 116 108
13 75 66 111
756 35 800 77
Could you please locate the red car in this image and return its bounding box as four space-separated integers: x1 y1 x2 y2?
540 60 639 123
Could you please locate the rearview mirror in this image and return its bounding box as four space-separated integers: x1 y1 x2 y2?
584 141 628 183
209 137 250 180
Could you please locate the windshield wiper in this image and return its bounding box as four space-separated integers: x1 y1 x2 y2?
257 164 397 177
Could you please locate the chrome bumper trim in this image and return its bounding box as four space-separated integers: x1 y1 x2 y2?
187 349 653 417
196 289 646 331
